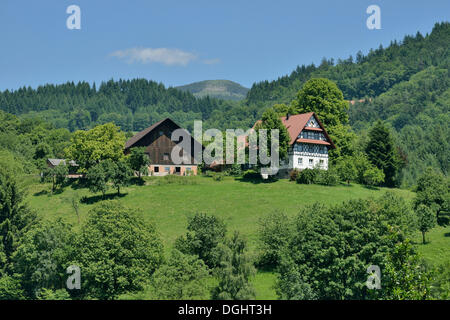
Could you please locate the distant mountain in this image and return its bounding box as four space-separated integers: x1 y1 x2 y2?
176 80 249 101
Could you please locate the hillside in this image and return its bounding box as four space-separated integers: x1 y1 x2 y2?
176 80 249 101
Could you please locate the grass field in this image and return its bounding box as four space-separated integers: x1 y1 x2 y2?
23 175 449 299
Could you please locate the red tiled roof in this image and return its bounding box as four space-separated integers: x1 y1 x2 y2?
280 112 314 145
249 112 336 149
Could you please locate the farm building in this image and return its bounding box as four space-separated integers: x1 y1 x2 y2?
253 112 335 177
124 118 202 176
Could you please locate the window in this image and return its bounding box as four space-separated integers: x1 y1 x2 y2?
163 153 169 161
319 159 324 167
309 159 314 166
298 157 303 165
175 166 181 173
154 166 159 173
186 167 192 171
159 130 164 136
165 167 170 172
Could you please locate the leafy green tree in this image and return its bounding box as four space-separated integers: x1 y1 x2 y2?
291 78 356 161
416 204 436 244
0 275 24 300
86 161 111 198
128 147 150 178
110 160 133 196
65 123 126 171
175 213 227 268
335 157 357 184
0 169 36 266
382 239 432 300
363 166 385 187
293 78 349 127
213 231 256 300
414 168 449 226
257 211 293 267
276 194 416 300
255 108 291 162
365 121 402 187
150 250 210 299
12 219 74 298
73 201 164 299
41 163 68 193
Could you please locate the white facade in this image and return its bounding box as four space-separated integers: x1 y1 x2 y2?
280 143 329 171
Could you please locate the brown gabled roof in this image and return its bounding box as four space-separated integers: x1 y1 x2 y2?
124 118 172 149
280 112 314 145
250 112 335 149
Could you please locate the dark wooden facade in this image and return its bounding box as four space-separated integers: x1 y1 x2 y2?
124 118 201 166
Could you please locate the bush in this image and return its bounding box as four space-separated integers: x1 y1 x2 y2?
242 169 260 180
212 172 224 181
363 166 385 186
296 168 319 184
289 169 300 181
316 168 340 186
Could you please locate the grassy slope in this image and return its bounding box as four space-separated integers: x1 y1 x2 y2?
24 175 449 299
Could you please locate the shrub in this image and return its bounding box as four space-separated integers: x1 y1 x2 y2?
212 172 224 181
289 169 300 181
316 168 340 186
242 169 260 181
363 166 385 186
296 168 319 184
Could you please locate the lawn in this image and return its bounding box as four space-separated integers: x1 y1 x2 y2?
25 174 419 299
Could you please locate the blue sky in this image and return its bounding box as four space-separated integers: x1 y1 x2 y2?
0 0 448 90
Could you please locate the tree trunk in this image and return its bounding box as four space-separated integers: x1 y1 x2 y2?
117 186 120 196
422 231 426 244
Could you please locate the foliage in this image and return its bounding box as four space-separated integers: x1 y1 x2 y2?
335 157 357 184
110 160 133 196
242 169 260 181
362 166 385 187
430 262 450 299
256 108 291 161
366 121 403 187
41 163 68 193
382 239 433 300
12 220 74 298
128 147 150 178
414 168 449 226
73 201 164 299
257 211 293 267
175 213 227 268
416 204 436 244
276 194 418 300
296 168 319 184
0 275 24 300
289 169 300 182
150 250 210 299
65 123 126 171
86 162 110 198
0 169 36 266
316 168 340 186
212 231 256 300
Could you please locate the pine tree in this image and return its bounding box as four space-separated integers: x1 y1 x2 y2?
365 121 401 187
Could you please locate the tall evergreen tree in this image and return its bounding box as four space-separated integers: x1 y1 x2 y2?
365 121 402 187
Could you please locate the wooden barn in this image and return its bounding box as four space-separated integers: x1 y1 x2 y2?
124 118 202 176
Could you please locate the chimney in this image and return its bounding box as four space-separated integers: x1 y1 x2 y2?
286 113 290 120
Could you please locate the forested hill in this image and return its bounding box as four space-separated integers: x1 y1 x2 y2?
246 22 450 105
176 80 249 101
0 79 230 132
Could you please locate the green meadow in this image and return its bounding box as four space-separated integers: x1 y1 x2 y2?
24 175 449 299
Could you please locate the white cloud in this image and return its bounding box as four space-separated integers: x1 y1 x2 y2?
111 47 198 66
